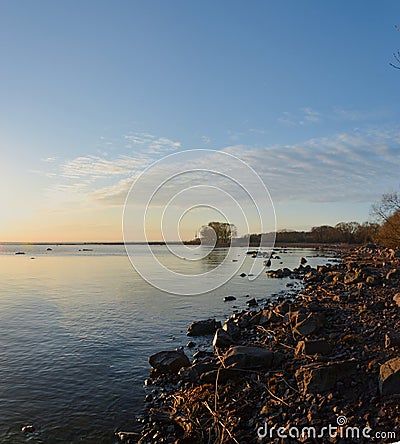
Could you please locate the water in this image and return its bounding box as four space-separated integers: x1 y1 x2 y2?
0 244 335 443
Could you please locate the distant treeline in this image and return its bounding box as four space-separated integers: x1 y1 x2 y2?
244 221 379 245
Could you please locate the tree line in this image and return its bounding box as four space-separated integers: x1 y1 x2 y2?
196 191 400 248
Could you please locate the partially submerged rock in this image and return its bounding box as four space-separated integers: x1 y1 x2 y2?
149 349 190 374
187 319 221 336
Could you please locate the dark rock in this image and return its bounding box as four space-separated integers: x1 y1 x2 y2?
240 272 247 277
213 328 234 348
192 350 213 360
179 361 218 383
379 357 400 396
222 320 241 339
296 359 358 394
223 296 236 302
385 332 400 348
223 346 284 370
295 339 333 356
343 271 360 285
200 368 242 384
300 257 307 265
294 312 325 337
148 349 190 374
187 318 221 336
21 425 35 433
246 297 258 307
186 341 195 348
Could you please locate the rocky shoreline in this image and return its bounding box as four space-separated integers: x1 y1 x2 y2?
118 246 400 443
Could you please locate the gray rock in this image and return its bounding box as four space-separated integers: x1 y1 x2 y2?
379 357 400 396
294 312 325 337
296 359 358 394
295 339 333 356
223 346 284 370
213 328 234 348
187 318 221 336
148 349 190 374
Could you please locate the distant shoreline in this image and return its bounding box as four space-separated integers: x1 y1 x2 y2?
0 241 356 248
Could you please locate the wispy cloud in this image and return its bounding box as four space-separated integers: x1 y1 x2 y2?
278 107 321 126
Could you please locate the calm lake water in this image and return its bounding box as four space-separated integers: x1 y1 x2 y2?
0 244 335 443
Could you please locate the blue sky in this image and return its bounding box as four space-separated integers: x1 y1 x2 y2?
1 0 400 241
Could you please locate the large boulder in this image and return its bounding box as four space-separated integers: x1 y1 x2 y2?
223 346 284 370
187 318 221 336
379 357 400 396
149 349 190 374
296 359 358 394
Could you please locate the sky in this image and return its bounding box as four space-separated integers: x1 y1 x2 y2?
1 0 400 242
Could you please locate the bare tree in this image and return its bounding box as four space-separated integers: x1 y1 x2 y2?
371 192 400 247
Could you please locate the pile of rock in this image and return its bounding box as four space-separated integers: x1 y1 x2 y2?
122 245 400 444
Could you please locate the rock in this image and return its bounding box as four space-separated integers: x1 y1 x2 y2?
116 431 140 442
179 361 218 382
240 272 247 277
300 257 307 265
246 297 258 307
295 339 333 356
200 368 242 384
393 293 400 307
275 301 291 315
385 332 400 348
193 350 213 360
148 349 190 374
21 425 35 433
187 318 221 336
213 328 234 348
379 357 400 396
296 359 358 394
343 271 360 285
223 296 236 302
223 346 284 370
386 269 400 280
186 341 195 348
222 320 241 339
294 312 325 337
